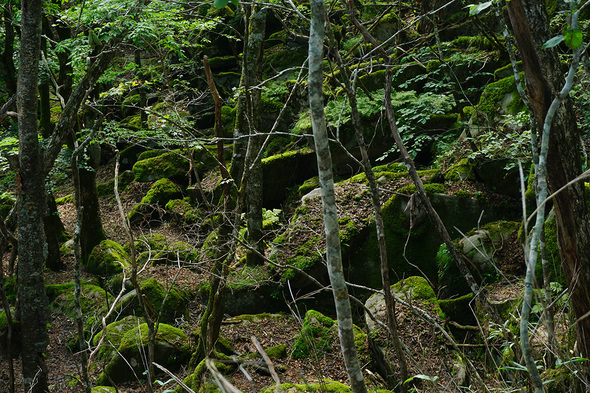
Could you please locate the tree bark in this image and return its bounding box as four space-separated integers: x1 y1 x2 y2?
309 1 367 392
507 0 590 362
16 0 51 391
243 5 267 266
79 142 106 264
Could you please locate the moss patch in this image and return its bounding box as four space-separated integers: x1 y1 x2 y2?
86 239 131 277
132 150 190 182
97 323 190 385
128 178 182 224
291 310 369 364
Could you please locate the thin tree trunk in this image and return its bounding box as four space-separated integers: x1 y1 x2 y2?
309 1 367 392
16 0 51 390
242 5 267 266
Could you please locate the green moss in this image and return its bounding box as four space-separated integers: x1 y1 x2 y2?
263 46 307 78
91 387 117 393
438 293 475 325
391 276 436 303
137 149 166 161
55 194 75 204
98 322 190 385
91 315 144 362
206 55 237 71
123 278 191 323
444 158 476 181
166 197 202 225
152 241 200 266
291 310 368 364
86 239 131 277
50 283 112 318
132 151 190 182
298 176 320 195
125 233 167 254
450 36 497 51
476 73 525 119
260 379 354 393
129 178 182 224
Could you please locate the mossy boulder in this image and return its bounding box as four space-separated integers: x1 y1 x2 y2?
475 159 522 197
96 323 191 385
365 276 438 332
444 158 476 181
475 73 525 121
132 150 190 183
262 149 318 206
211 265 283 315
438 293 475 326
151 241 200 266
261 380 355 393
128 178 182 224
91 315 145 362
86 240 131 277
165 197 202 225
350 192 516 290
91 387 117 393
291 310 369 365
50 283 112 318
124 233 168 255
116 278 191 323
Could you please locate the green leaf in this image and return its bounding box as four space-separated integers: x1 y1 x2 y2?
468 1 492 16
214 0 229 9
564 28 583 49
542 35 564 49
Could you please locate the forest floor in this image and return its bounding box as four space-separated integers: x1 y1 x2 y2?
0 162 532 393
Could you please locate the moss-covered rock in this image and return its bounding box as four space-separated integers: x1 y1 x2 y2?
475 73 525 121
438 293 475 325
260 380 355 393
132 151 190 183
116 278 191 323
91 315 145 362
128 178 182 224
165 197 202 225
86 240 131 277
91 387 117 393
96 323 191 385
50 283 112 318
262 149 318 206
151 241 200 266
443 158 476 181
291 310 369 365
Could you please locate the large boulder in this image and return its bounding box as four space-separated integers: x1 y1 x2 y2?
86 240 131 277
115 278 191 324
291 309 369 365
96 323 191 385
128 178 182 225
92 315 145 363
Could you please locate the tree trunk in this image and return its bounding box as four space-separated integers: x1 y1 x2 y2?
507 0 590 361
16 0 51 391
309 1 367 392
243 5 267 266
79 142 106 264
